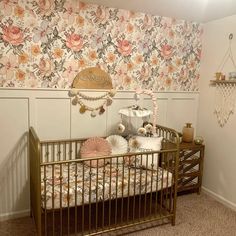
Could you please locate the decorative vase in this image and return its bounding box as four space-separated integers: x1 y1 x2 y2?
182 123 194 143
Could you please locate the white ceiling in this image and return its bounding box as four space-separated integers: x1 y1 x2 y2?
81 0 236 22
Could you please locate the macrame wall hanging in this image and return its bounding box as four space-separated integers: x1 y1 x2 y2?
69 67 116 117
212 33 236 127
214 82 236 126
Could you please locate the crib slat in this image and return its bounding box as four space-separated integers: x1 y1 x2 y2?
60 164 63 235
89 161 92 233
52 144 55 162
166 153 170 211
95 159 99 231
127 156 131 222
132 154 137 221
160 158 165 216
82 162 85 234
170 153 175 212
138 154 143 220
67 163 70 236
121 156 125 224
115 156 119 226
149 153 154 215
52 164 55 236
108 157 112 227
155 160 159 215
43 165 47 235
102 158 105 230
74 162 78 235
144 154 148 217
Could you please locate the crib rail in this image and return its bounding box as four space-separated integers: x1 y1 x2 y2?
29 125 179 236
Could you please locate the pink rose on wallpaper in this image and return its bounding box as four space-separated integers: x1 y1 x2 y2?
2 25 24 46
39 58 54 77
161 44 173 59
38 0 55 16
117 40 132 56
66 33 83 52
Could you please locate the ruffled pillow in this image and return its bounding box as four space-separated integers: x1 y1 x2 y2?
106 135 128 164
80 137 112 167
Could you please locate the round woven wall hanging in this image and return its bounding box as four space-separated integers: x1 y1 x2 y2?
72 67 113 89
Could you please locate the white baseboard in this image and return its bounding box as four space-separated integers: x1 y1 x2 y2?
202 187 236 211
0 209 30 222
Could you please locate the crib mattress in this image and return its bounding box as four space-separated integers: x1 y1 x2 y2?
41 162 173 210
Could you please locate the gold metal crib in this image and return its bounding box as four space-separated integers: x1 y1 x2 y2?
29 125 179 235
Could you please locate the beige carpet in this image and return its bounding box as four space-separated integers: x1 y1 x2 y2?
0 193 235 236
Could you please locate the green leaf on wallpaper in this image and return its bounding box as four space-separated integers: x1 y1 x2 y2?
42 47 48 54
53 27 58 37
17 44 23 50
107 34 112 43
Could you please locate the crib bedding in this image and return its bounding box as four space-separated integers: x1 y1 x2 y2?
41 162 173 210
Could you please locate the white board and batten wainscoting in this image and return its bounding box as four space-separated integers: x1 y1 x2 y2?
0 88 199 221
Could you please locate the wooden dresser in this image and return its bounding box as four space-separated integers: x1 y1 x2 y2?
178 142 205 194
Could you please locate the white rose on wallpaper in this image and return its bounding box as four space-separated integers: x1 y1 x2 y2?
62 60 79 79
0 55 18 80
33 21 52 43
90 28 106 49
137 37 152 54
25 72 39 88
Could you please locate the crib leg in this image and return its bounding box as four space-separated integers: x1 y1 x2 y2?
171 216 176 226
30 206 32 218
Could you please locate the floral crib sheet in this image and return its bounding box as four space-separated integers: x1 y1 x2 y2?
41 162 173 210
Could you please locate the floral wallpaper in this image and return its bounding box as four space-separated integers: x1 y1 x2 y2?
0 0 202 91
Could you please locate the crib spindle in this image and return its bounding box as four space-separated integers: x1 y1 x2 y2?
138 154 143 220
52 164 55 236
108 157 112 227
132 154 137 221
95 159 99 231
149 153 154 215
74 163 78 235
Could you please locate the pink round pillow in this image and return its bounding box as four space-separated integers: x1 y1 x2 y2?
80 137 112 167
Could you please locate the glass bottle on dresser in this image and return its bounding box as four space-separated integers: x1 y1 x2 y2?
182 123 194 143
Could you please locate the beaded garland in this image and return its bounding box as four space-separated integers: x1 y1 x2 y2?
68 89 116 117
